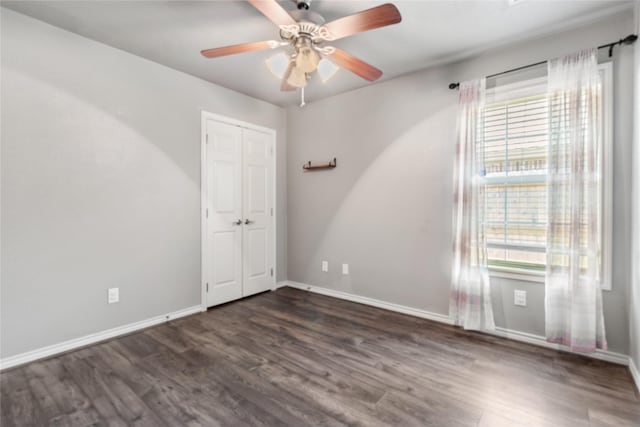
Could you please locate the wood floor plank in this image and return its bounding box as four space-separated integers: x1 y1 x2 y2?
0 369 46 427
2 287 639 426
24 358 100 424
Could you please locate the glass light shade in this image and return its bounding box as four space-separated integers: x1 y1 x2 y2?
287 65 307 88
316 59 339 83
265 52 290 79
295 46 320 73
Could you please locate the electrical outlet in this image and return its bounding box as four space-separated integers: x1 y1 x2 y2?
108 287 119 304
321 261 329 272
342 264 349 275
514 290 527 307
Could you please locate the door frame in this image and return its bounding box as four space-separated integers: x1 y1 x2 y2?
200 110 277 310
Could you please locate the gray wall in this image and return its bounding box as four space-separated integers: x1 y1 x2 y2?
630 3 640 373
0 9 287 359
287 11 634 354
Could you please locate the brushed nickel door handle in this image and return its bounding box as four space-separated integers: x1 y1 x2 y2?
244 219 254 225
233 219 242 225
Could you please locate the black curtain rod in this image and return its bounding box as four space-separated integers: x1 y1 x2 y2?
448 34 638 90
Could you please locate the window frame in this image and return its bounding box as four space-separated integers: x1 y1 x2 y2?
482 62 613 290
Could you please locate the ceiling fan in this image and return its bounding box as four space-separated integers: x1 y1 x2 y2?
200 0 402 92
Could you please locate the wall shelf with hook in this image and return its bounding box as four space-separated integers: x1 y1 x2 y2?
303 158 337 171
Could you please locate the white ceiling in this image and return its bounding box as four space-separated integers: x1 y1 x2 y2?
2 0 633 106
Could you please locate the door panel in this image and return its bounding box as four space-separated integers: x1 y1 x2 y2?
247 229 267 278
247 165 267 214
206 120 243 307
212 231 236 283
213 161 237 213
242 128 274 297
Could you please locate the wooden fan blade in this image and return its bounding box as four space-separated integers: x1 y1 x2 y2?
328 49 382 81
248 0 296 27
323 3 401 41
200 40 274 58
281 61 296 92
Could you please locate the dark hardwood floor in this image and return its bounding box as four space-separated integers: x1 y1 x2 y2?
2 287 639 426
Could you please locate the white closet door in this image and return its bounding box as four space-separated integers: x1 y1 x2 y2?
206 120 243 307
242 128 274 297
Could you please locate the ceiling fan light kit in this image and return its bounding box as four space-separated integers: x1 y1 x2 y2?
295 41 320 73
266 52 338 81
316 59 340 83
265 51 290 78
200 0 402 101
287 65 307 88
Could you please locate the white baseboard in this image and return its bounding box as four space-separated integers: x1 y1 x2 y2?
0 305 203 371
285 281 453 325
630 357 640 394
4 283 634 376
490 326 629 365
272 281 288 291
284 281 629 366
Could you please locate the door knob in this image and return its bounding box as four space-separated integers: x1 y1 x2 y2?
233 219 242 225
244 219 254 225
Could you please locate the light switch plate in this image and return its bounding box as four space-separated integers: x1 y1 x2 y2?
514 290 527 307
108 287 119 304
321 261 328 272
342 264 349 275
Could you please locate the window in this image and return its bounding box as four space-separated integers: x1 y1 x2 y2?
480 63 612 289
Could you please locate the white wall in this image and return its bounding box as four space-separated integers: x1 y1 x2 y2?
0 9 287 359
287 11 635 354
630 2 640 375
2 6 636 362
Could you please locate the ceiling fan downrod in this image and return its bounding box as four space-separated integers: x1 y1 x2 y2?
294 0 311 11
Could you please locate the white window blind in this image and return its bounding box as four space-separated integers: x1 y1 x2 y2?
479 64 612 288
482 93 548 271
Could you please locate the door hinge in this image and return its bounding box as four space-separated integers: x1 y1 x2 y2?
206 283 209 292
270 207 273 216
270 146 274 156
206 134 209 144
270 268 274 277
206 208 209 218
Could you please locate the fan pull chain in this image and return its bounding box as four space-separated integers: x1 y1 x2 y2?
300 87 306 108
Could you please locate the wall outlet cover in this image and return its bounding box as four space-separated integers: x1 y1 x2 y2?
514 290 527 307
342 264 349 275
108 287 119 304
321 261 328 272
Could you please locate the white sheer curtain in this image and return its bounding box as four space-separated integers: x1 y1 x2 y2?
545 48 607 352
450 79 495 331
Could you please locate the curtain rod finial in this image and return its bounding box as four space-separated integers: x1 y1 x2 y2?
449 82 460 90
622 34 638 45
